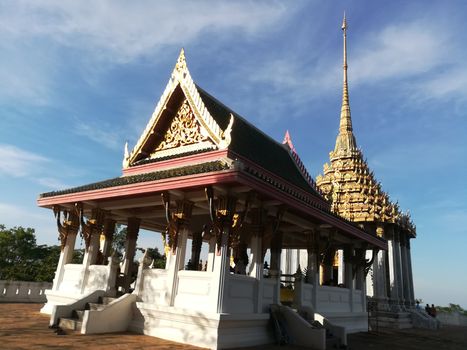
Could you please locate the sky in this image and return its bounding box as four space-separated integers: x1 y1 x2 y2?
0 0 466 308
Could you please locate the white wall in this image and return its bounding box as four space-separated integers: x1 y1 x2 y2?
0 280 52 303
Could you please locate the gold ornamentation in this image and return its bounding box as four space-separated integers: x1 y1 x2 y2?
53 205 80 250
154 99 209 152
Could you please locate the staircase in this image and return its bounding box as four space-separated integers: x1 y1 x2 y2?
375 311 413 329
58 296 118 332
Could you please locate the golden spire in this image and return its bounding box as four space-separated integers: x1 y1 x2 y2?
334 12 357 154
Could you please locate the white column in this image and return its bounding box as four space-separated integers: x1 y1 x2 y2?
213 225 231 313
250 233 264 313
387 226 400 310
270 232 283 304
400 232 410 307
344 246 354 312
169 228 188 306
80 232 101 293
52 232 77 291
338 249 344 285
406 238 415 305
394 229 405 308
366 250 374 297
206 236 216 272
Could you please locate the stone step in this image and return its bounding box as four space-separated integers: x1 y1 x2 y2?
58 317 82 331
71 310 85 321
86 302 105 311
99 296 117 305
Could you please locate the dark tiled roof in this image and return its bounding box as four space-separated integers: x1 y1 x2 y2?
40 161 230 198
196 86 321 197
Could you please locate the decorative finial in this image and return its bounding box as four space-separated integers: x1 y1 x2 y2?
175 48 187 73
282 130 296 153
122 141 130 168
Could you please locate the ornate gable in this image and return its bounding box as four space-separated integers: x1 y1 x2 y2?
123 49 233 168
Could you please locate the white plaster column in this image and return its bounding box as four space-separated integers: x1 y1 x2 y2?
250 233 264 313
394 229 405 308
52 232 77 291
338 249 344 285
270 231 283 304
366 250 374 297
344 245 354 312
387 225 400 310
213 225 231 313
80 226 102 294
206 235 216 272
400 232 411 307
101 218 116 262
169 228 188 306
406 238 415 305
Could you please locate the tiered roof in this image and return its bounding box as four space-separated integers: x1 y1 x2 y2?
316 16 416 237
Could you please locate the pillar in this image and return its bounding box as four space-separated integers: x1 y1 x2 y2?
387 225 400 311
337 249 344 285
307 230 320 310
393 228 405 308
406 238 415 306
189 230 203 270
52 231 78 291
120 217 140 293
101 218 116 263
270 230 283 304
344 245 354 311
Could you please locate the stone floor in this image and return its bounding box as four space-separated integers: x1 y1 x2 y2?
1 303 466 350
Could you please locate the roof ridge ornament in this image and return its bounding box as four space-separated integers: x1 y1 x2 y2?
282 130 296 153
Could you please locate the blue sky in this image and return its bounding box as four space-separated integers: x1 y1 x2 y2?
0 1 466 308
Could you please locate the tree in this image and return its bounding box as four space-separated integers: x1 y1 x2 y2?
0 225 60 282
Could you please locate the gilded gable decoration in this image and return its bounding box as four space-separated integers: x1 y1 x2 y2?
150 99 215 159
124 49 234 167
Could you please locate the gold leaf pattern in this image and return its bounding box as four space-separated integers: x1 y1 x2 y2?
156 99 208 151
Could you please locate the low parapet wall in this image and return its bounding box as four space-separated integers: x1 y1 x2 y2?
0 280 51 303
437 311 467 326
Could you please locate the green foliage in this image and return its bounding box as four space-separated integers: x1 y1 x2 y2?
0 225 60 282
437 303 466 314
138 247 166 269
111 225 127 258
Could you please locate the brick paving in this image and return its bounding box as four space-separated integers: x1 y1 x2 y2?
1 303 466 350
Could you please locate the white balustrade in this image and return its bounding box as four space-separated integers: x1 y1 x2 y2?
0 280 52 303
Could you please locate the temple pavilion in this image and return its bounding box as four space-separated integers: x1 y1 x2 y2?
35 18 412 350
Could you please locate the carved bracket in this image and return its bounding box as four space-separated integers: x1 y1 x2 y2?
53 205 80 250
161 192 193 254
205 186 237 255
77 203 106 251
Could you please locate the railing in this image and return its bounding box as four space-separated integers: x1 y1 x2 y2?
0 280 52 303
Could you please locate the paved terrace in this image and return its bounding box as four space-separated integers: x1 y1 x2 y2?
1 303 466 350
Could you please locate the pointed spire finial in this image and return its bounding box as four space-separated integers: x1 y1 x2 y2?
175 47 187 73
282 130 296 153
334 13 357 154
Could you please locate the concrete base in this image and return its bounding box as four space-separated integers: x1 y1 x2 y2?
322 312 369 333
375 311 413 329
131 302 274 350
40 289 85 315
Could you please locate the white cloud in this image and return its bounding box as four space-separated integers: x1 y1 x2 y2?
0 1 288 63
248 17 465 104
0 144 70 189
73 121 122 150
0 144 49 177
